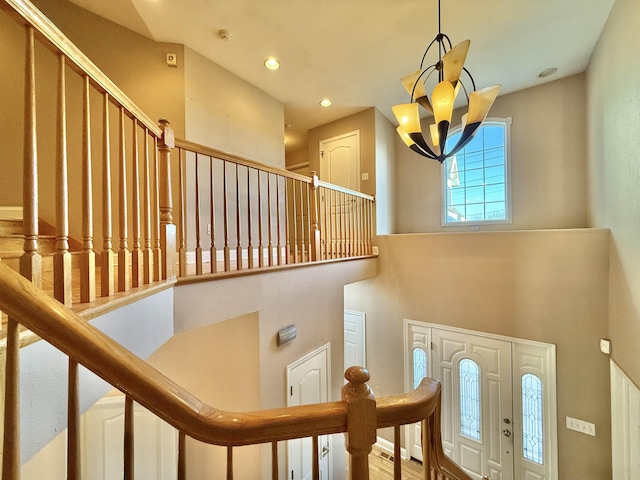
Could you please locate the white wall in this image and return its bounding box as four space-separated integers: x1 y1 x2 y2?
610 360 640 479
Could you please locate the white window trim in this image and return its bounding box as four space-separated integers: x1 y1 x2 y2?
441 117 513 227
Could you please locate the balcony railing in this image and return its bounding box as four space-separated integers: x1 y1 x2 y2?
0 0 376 326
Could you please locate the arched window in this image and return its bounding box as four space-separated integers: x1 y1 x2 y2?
459 358 481 440
522 373 544 464
413 348 427 390
442 118 511 225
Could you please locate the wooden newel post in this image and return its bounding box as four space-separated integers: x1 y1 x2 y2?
310 171 321 261
342 366 376 480
158 119 176 280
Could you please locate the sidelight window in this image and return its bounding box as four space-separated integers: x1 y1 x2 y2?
522 373 544 464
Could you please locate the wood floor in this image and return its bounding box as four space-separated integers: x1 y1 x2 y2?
364 445 426 480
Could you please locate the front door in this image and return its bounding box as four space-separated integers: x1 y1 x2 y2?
432 329 514 480
287 344 331 480
405 321 558 480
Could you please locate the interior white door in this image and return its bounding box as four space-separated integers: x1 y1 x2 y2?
431 329 514 480
320 132 360 258
344 310 366 371
287 344 331 480
82 396 177 480
319 131 360 191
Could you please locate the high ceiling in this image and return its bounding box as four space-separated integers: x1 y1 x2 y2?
67 0 615 153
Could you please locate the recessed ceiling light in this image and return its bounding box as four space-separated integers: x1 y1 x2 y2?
538 67 558 78
264 57 280 70
319 99 332 107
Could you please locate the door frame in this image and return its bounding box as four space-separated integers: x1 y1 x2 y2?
286 342 333 480
403 320 558 480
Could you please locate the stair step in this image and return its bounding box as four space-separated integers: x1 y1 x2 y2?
1 251 85 274
0 235 58 256
0 206 23 220
0 219 23 236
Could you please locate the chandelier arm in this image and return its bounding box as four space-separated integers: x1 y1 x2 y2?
462 67 477 93
411 64 438 101
420 37 441 69
409 143 437 160
440 33 453 51
443 122 481 158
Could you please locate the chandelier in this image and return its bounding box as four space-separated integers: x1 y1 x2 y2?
392 0 501 163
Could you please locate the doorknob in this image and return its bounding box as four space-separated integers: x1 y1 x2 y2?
503 429 511 438
503 418 511 424
321 445 329 458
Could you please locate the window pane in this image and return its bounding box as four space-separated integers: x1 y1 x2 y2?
485 202 506 220
522 374 544 464
459 359 481 440
443 120 509 225
483 126 504 150
413 348 427 390
485 165 504 185
465 203 485 221
466 186 484 204
465 167 484 187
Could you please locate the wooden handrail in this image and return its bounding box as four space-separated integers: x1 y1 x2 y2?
0 260 473 479
0 255 439 443
317 180 375 201
175 138 313 184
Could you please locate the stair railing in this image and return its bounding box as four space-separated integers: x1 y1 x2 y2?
0 261 472 480
0 0 176 308
172 139 375 278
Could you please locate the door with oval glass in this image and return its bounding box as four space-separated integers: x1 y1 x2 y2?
405 321 558 480
432 329 514 480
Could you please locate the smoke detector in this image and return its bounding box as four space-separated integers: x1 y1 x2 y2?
218 29 232 41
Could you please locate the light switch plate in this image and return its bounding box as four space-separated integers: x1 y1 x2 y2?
600 338 611 354
566 416 596 436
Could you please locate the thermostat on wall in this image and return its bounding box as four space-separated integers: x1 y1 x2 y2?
599 338 611 355
166 53 177 67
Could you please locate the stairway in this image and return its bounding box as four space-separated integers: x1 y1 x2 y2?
0 207 85 314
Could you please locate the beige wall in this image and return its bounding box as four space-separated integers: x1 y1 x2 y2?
173 258 377 478
587 0 640 387
345 229 611 479
31 0 186 138
396 74 589 233
374 109 396 234
147 313 261 479
285 147 309 170
184 47 285 170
